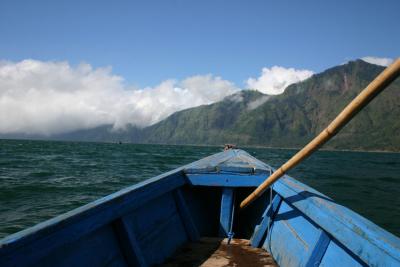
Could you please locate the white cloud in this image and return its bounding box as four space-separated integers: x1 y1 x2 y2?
246 66 314 95
361 56 393 67
0 60 238 135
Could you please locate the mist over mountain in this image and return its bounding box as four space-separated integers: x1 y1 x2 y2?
3 60 400 151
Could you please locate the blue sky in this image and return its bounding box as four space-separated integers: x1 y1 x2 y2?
0 0 399 87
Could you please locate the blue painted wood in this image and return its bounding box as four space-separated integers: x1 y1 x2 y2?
305 230 330 267
265 200 323 267
186 173 266 187
219 188 235 237
113 216 147 267
5 225 128 267
173 189 200 241
250 194 282 248
319 240 367 267
273 176 400 266
184 149 272 175
138 214 187 265
0 171 185 267
178 187 221 237
127 192 188 265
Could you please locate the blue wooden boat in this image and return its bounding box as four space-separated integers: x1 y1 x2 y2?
0 149 399 267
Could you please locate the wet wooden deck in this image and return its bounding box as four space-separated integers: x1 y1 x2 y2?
160 237 278 267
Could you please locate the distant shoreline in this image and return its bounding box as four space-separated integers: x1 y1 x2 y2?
1 137 399 154
239 144 400 154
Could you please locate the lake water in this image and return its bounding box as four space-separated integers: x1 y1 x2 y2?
0 139 399 238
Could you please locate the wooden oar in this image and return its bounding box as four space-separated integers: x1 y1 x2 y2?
240 58 400 209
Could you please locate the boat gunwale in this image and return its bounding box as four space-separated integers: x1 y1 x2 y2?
0 168 186 252
273 173 400 265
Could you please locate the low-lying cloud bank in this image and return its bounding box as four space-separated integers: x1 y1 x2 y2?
361 56 393 66
0 60 238 135
246 66 314 95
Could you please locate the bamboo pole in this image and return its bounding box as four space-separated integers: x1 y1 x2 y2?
240 58 400 209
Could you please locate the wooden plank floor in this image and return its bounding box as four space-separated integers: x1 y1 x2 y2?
160 237 278 267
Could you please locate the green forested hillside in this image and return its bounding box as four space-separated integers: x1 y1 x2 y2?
140 60 400 151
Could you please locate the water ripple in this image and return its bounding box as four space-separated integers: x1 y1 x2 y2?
0 139 399 238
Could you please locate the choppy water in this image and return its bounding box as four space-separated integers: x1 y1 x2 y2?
0 139 399 238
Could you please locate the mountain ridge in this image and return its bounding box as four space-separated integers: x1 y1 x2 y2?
133 60 400 151
2 60 400 152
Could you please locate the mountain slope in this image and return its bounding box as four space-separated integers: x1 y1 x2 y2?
139 60 400 151
4 60 399 151
140 90 269 145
